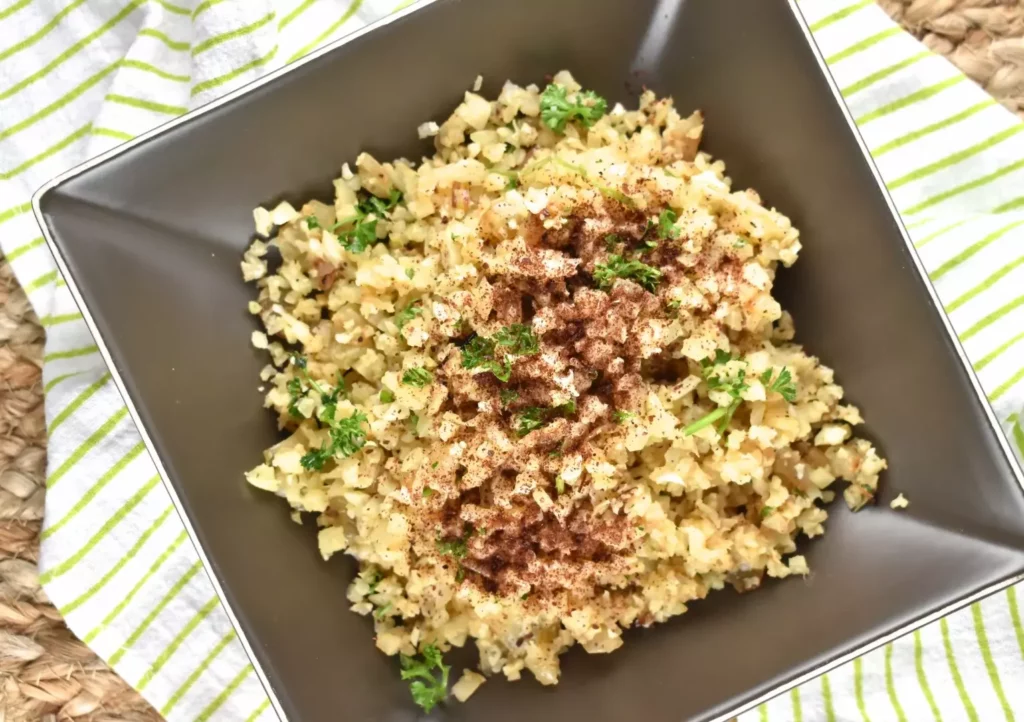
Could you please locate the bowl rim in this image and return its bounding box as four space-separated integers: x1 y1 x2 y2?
30 1 1024 720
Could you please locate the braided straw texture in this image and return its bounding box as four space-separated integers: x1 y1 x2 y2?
0 1 1022 719
879 0 1024 118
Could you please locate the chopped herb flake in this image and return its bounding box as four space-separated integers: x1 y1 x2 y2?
540 83 608 132
613 410 635 423
760 367 797 403
460 323 539 382
399 645 450 713
380 388 396 403
395 302 422 330
657 209 681 239
306 215 320 229
593 254 661 292
401 367 433 387
499 388 519 406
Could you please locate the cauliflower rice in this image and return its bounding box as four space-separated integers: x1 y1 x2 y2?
242 71 887 701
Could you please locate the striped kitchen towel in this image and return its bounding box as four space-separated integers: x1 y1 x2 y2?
0 0 1023 720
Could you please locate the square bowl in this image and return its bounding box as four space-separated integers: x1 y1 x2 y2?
34 0 1024 720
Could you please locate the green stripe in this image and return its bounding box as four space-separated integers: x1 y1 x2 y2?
1 123 92 179
916 219 967 249
889 124 1024 191
196 665 255 722
0 62 119 144
842 51 929 97
759 703 768 722
245 699 271 722
153 0 189 14
854 657 871 722
930 220 1024 281
1009 587 1024 659
59 505 174 616
994 195 1024 213
961 293 1024 342
160 629 238 716
948 251 1024 312
279 0 316 29
809 0 871 32
821 674 836 722
884 644 908 722
0 202 30 227
5 236 44 262
192 11 275 57
392 0 416 10
914 630 943 722
826 27 901 65
906 217 936 230
857 76 965 127
971 603 1015 721
0 0 88 63
39 474 160 585
192 45 278 96
82 528 187 644
0 1 145 103
287 0 363 63
40 312 84 327
139 27 189 51
46 407 128 488
137 595 221 690
193 0 229 18
120 58 189 83
23 270 57 292
109 559 204 665
42 441 145 541
44 344 98 362
49 372 111 434
905 158 1024 215
790 688 802 722
0 0 32 22
92 127 134 142
44 371 83 393
872 100 997 158
105 93 186 115
1014 421 1024 458
942 617 979 722
990 365 1024 403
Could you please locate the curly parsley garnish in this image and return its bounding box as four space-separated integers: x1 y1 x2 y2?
401 367 432 387
540 83 608 132
516 401 576 437
300 410 368 471
683 350 749 437
394 302 422 330
330 189 402 253
593 255 661 292
760 367 797 402
460 323 539 382
399 645 450 713
613 410 635 423
657 209 681 240
287 354 347 421
305 214 321 230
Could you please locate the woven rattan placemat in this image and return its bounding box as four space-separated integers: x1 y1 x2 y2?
1 1 1022 718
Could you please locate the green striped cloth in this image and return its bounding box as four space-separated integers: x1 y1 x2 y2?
1 0 1022 720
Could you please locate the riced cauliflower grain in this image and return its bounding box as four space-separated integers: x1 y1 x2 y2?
242 71 887 700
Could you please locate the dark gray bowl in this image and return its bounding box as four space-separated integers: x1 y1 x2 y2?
33 0 1024 720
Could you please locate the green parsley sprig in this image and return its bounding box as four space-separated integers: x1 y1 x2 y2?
330 189 402 253
613 410 635 423
540 83 608 132
401 367 433 387
399 645 450 713
683 350 749 437
394 302 422 330
460 323 539 382
657 209 681 239
593 255 662 292
760 367 797 402
288 356 367 470
515 400 576 437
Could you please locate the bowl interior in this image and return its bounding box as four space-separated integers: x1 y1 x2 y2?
38 0 1024 719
